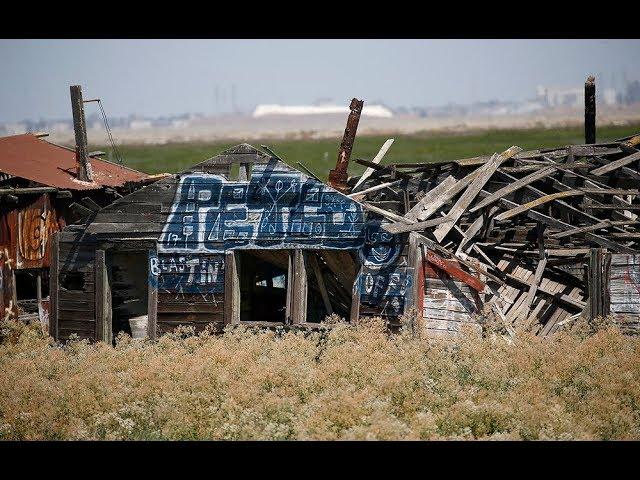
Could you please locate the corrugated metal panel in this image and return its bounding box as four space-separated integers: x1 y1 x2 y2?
0 134 147 190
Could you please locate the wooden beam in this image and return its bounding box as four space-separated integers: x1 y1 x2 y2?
147 249 157 340
550 219 640 239
328 98 364 193
425 249 486 292
469 165 557 213
590 150 640 176
403 175 456 222
585 76 596 144
224 251 240 326
308 253 332 315
382 215 450 234
348 179 402 199
434 146 523 242
352 138 395 192
48 232 59 340
290 250 308 324
70 84 93 182
95 250 112 343
588 248 604 320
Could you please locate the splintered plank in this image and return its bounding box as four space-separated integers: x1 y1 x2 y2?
382 215 451 234
433 146 523 242
469 165 557 213
352 139 395 192
404 175 456 222
590 150 640 176
550 219 640 239
510 256 548 323
416 171 481 222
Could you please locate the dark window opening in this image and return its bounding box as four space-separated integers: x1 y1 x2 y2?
238 250 288 323
60 271 84 291
15 269 49 314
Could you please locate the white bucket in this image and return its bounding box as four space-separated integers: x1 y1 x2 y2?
129 315 148 339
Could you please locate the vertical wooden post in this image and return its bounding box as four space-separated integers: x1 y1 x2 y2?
48 232 59 340
350 266 361 324
95 250 112 343
585 76 596 145
289 249 308 324
70 85 93 182
308 252 333 316
328 98 364 193
224 251 240 325
602 251 611 318
147 249 158 340
588 247 604 321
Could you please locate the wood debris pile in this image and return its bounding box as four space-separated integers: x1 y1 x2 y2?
343 133 640 335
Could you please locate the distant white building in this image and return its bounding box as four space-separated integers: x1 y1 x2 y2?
252 104 394 118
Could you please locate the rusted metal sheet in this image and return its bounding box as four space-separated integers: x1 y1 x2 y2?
0 134 147 190
328 98 363 193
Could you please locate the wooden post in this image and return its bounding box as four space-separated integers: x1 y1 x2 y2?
224 251 240 325
95 250 112 343
147 249 158 340
350 266 361 323
585 76 596 145
289 250 308 324
70 85 93 182
48 232 59 340
308 252 333 316
328 98 364 193
588 247 604 321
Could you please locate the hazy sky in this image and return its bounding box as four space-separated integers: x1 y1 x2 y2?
1 39 639 122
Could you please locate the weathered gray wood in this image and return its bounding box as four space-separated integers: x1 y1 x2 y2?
352 138 395 192
404 175 456 222
70 85 93 182
459 206 499 254
510 255 548 323
469 165 557 213
590 150 640 176
94 250 112 343
224 251 240 326
308 253 332 315
49 232 59 340
550 219 640 239
588 248 604 321
434 146 523 242
290 250 308 324
382 215 450 234
348 179 402 199
147 249 157 340
417 172 481 222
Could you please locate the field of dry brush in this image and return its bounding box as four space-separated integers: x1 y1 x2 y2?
1 318 639 440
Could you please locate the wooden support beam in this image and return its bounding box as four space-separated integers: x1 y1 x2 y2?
550 219 640 239
70 85 93 182
308 253 332 316
290 250 308 324
382 215 450 234
147 249 157 340
224 251 240 326
328 98 364 193
585 75 596 144
588 248 604 320
95 250 112 343
48 232 59 340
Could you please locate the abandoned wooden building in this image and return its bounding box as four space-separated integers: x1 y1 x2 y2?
49 143 417 342
0 132 150 326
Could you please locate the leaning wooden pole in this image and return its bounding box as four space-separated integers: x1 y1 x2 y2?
328 98 364 193
70 85 94 182
585 75 596 144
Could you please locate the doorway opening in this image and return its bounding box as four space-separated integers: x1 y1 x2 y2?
107 250 149 341
237 250 288 323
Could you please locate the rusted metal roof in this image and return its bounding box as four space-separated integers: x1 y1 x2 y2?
0 134 148 190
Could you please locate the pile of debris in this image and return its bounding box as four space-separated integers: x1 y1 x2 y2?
336 130 640 336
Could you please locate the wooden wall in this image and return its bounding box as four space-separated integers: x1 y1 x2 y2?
608 253 640 334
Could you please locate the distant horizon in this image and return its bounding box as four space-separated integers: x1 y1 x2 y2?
1 39 639 123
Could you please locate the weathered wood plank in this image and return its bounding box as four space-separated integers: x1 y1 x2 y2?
352 139 395 192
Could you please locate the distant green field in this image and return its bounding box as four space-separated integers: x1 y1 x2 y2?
106 124 640 178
